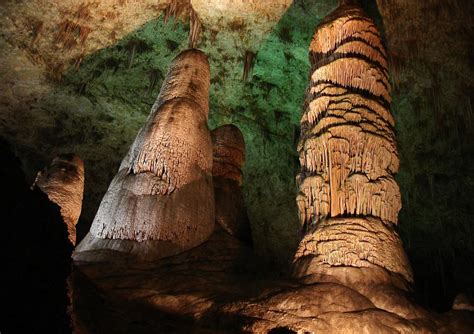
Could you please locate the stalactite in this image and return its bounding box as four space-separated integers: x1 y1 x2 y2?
188 8 201 49
242 50 256 81
128 43 136 69
294 3 413 285
164 0 202 48
32 154 85 245
74 49 214 261
56 20 92 49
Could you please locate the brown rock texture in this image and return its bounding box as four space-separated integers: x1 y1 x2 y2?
71 27 473 330
0 0 171 81
211 124 252 244
32 153 85 245
294 3 413 285
73 229 474 333
74 49 214 261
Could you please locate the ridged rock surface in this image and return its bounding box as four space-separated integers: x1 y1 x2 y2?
74 49 214 261
73 229 474 333
211 124 252 245
33 153 84 245
294 3 413 285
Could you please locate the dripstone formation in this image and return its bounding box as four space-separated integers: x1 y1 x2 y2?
74 49 214 261
71 4 474 333
32 154 85 245
293 2 413 288
211 124 252 245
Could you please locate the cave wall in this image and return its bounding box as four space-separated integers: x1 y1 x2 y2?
376 0 474 309
0 0 473 309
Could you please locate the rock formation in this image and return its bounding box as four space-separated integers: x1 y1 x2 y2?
293 1 413 289
71 4 474 331
32 153 85 245
74 49 214 261
211 124 252 245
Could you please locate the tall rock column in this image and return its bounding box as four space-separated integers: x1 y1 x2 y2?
293 3 413 287
32 154 84 245
211 124 252 245
74 49 214 261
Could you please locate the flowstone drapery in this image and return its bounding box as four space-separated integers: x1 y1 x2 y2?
293 2 413 286
74 49 214 261
32 154 84 245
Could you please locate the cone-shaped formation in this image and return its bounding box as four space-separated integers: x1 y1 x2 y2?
294 4 412 285
211 124 252 245
74 49 214 261
32 154 84 245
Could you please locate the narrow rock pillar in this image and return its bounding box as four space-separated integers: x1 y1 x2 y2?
211 124 252 245
293 4 413 287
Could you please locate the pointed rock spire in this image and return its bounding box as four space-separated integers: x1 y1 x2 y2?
74 49 214 262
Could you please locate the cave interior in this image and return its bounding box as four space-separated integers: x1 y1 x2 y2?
1 0 473 332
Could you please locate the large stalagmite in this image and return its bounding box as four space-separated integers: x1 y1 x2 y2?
74 49 214 261
32 154 84 245
293 2 413 286
211 124 252 245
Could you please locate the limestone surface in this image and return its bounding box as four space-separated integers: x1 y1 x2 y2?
74 49 214 261
212 124 252 244
32 153 85 245
294 3 413 284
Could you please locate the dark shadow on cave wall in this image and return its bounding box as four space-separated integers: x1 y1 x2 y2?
4 0 473 312
374 0 474 311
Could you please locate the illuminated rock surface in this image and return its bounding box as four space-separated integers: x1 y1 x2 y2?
73 233 473 333
71 3 474 333
33 153 84 245
293 2 412 285
74 49 214 261
0 0 473 327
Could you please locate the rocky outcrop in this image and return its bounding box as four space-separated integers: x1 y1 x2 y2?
74 49 214 261
211 124 252 245
73 232 474 333
32 153 84 245
293 2 413 287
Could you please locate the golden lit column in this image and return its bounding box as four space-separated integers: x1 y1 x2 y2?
293 2 413 286
75 49 214 261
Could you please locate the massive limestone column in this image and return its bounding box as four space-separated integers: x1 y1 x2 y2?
293 2 413 287
74 49 214 261
32 154 84 245
211 124 252 245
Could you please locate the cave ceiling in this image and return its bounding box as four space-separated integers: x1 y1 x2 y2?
1 0 473 307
